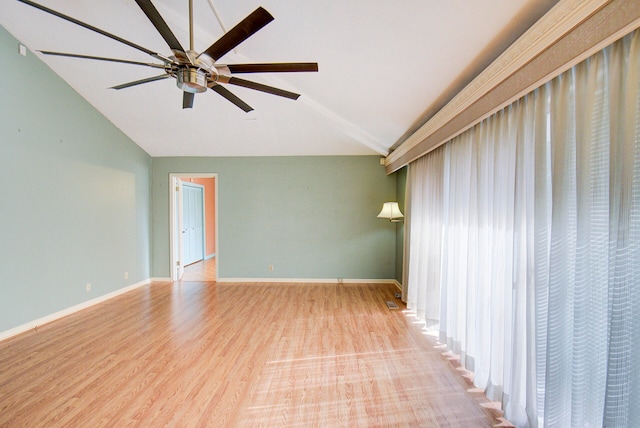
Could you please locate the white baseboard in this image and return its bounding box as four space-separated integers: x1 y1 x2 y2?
0 278 151 343
217 278 400 284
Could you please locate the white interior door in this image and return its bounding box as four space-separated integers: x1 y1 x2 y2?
182 183 205 266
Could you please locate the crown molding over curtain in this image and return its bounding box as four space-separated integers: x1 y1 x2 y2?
386 0 640 174
404 29 639 427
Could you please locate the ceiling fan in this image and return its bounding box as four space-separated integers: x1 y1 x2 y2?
17 0 318 111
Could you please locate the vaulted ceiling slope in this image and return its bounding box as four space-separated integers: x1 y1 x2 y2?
0 0 558 157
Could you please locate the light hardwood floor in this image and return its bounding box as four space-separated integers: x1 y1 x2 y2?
182 257 217 282
0 281 502 427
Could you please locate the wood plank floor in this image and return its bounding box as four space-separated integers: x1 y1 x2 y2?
182 257 217 282
0 281 500 427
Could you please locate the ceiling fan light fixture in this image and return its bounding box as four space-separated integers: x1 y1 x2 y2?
176 68 208 93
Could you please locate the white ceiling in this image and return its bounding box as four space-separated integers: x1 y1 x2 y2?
0 0 559 157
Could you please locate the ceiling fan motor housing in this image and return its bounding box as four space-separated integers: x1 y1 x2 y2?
176 67 208 93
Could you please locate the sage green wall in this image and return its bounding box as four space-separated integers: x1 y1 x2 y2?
0 25 152 332
152 156 397 279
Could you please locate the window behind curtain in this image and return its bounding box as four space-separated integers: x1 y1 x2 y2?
404 29 640 427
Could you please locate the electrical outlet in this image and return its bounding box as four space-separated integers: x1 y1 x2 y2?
124 271 129 280
86 283 91 292
268 265 274 271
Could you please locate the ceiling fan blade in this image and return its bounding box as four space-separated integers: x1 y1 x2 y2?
134 0 185 54
110 74 170 90
183 92 195 109
199 7 273 62
210 84 253 112
227 63 318 74
17 0 169 62
39 51 165 69
227 77 300 100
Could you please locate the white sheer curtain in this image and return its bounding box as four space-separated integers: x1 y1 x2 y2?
405 147 444 328
405 29 640 427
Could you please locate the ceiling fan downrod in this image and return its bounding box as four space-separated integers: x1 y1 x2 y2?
188 0 194 51
176 0 212 95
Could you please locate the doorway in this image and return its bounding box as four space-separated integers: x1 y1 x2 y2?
169 173 218 282
182 183 205 266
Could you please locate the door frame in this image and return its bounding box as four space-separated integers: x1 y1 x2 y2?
169 173 219 281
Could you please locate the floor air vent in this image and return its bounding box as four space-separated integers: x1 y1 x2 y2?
386 300 399 310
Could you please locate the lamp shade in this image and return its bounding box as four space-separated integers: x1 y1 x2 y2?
377 202 404 221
